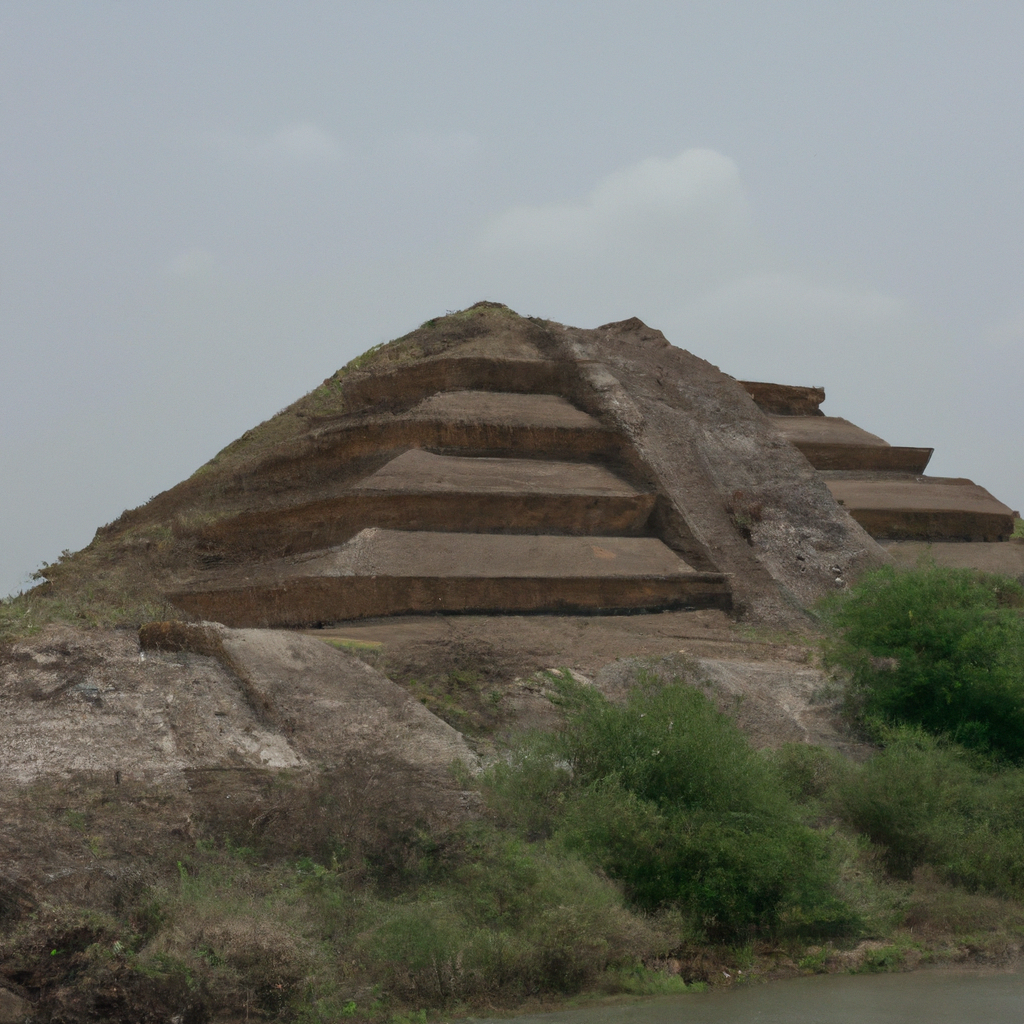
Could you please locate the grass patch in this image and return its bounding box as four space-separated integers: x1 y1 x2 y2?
0 583 167 645
321 637 384 653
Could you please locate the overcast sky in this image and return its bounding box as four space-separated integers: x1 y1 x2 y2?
2 2 1022 597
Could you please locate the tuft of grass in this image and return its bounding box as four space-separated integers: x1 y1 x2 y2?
0 584 168 645
321 637 384 653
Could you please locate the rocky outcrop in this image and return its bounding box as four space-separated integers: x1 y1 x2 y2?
0 623 479 917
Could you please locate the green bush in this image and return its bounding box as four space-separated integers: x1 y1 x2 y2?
834 726 1024 895
555 673 789 817
767 743 851 805
820 565 1024 760
487 675 853 940
355 828 666 1000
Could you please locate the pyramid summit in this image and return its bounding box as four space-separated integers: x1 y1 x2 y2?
28 301 1020 632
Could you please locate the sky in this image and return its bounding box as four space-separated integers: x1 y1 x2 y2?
2 1 1022 597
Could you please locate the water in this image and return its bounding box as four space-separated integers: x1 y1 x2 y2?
470 971 1024 1024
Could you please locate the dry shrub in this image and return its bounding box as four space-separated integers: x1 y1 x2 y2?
173 916 315 1017
902 867 1024 941
0 905 204 1024
142 857 321 1018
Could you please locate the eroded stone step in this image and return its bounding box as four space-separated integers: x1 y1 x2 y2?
241 393 636 496
769 415 933 473
826 476 1015 541
330 357 580 419
171 530 731 626
352 450 639 495
196 452 656 558
404 391 602 428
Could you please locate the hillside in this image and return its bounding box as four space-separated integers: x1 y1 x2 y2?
2 302 1023 1023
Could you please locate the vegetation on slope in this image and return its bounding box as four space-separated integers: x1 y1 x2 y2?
485 675 852 940
7 604 1024 1022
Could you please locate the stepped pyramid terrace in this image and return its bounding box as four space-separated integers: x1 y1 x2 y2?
116 300 1016 630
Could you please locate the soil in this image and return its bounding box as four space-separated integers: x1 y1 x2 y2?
307 607 867 755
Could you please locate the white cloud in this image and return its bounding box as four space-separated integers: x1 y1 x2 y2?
464 149 965 464
671 271 919 375
208 122 344 164
470 149 772 324
166 248 219 277
483 149 757 259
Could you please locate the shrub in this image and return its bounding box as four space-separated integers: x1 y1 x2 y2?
554 673 790 817
769 742 851 804
819 565 1024 760
489 675 853 940
834 726 1024 896
355 828 667 1000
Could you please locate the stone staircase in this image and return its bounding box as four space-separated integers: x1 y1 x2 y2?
743 381 1015 542
171 351 731 627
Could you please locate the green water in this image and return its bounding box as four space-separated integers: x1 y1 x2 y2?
471 971 1024 1023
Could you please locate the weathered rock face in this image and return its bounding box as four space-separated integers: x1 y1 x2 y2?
164 303 891 627
0 624 479 903
136 621 478 789
552 316 890 618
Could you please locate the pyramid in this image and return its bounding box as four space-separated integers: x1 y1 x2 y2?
94 300 1014 632
164 302 929 628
